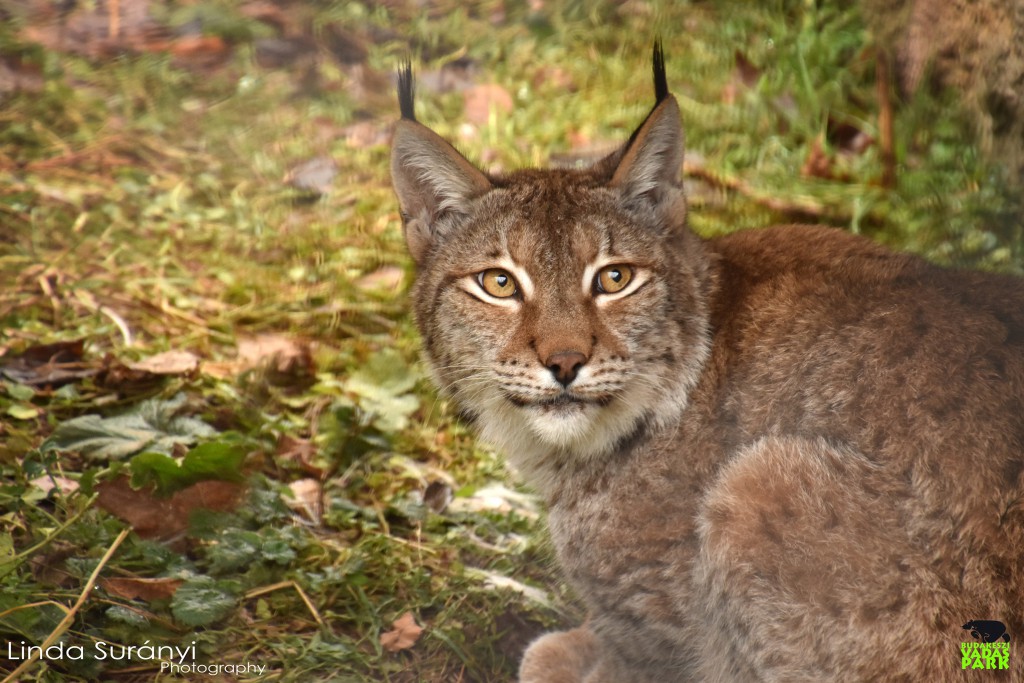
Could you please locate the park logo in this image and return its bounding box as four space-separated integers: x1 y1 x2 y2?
961 620 1011 671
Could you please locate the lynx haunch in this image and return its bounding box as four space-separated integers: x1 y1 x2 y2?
390 44 1024 682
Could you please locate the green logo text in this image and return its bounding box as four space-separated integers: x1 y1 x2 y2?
961 642 1010 670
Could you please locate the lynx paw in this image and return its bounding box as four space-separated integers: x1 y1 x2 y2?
518 627 597 683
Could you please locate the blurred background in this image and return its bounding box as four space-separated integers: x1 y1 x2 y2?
0 1 1021 681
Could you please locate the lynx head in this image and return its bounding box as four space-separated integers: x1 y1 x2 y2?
391 45 712 490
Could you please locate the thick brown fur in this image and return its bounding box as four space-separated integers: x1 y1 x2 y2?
391 48 1024 682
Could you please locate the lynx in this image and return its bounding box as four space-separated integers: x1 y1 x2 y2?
390 45 1024 682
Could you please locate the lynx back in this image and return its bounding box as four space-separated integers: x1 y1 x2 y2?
391 45 1024 683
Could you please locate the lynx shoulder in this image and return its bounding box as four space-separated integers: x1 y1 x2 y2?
391 44 1024 682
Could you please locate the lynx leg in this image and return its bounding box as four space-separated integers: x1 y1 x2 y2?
518 626 598 683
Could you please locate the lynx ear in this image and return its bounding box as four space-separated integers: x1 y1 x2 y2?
609 95 685 219
390 64 491 263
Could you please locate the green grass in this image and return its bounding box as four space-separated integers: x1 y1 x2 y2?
0 0 1020 681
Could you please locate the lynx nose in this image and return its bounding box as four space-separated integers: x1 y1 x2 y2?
545 351 587 387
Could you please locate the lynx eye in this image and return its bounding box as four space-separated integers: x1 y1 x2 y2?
595 265 634 294
478 269 518 298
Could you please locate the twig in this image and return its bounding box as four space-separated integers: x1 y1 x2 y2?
70 289 134 346
683 159 835 218
876 49 896 188
245 580 325 628
0 528 131 683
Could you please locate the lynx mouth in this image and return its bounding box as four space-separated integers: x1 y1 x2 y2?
505 393 614 410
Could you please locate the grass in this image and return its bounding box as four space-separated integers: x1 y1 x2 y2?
0 0 1021 681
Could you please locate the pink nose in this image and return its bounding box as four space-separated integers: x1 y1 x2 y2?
545 351 587 387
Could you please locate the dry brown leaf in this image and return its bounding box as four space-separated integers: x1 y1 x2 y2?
0 339 97 387
463 84 513 126
96 476 245 542
380 612 424 652
95 354 167 394
238 334 309 369
801 137 833 179
101 576 183 601
128 350 200 375
276 435 323 476
285 478 323 523
204 334 315 385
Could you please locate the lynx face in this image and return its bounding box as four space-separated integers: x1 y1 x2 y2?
414 180 709 478
391 66 711 482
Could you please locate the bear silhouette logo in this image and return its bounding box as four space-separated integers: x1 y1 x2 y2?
963 620 1011 644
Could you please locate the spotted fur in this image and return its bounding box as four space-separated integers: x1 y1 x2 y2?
391 45 1024 682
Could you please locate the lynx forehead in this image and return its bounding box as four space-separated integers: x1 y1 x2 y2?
391 43 1024 683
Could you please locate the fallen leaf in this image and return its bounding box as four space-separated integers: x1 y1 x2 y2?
239 334 314 380
276 435 323 476
95 354 171 395
204 335 315 386
29 475 79 497
463 84 513 126
96 476 244 542
0 339 97 387
285 478 322 523
6 404 41 421
40 394 216 460
801 137 833 179
101 576 183 602
128 350 200 375
380 612 424 652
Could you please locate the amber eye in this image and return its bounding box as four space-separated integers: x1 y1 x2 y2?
595 265 634 294
478 269 518 298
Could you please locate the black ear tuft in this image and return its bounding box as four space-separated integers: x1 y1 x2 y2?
620 40 672 150
653 39 668 104
398 60 416 121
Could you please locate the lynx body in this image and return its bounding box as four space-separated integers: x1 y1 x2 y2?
390 48 1024 682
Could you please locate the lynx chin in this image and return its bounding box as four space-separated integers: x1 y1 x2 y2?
391 43 1024 682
